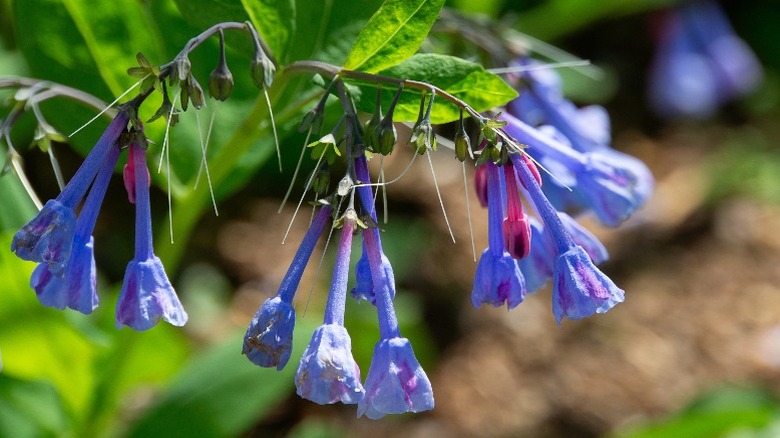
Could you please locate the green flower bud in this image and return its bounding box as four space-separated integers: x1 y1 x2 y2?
188 75 205 110
454 127 470 162
209 63 234 101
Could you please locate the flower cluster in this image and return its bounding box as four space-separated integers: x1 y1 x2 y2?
243 153 433 419
468 57 653 323
648 0 762 119
10 106 187 330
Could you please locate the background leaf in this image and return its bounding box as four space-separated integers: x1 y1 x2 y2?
343 0 445 73
241 0 296 64
351 53 518 124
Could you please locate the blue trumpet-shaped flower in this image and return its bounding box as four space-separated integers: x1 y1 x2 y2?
296 324 364 405
552 246 624 324
353 154 434 418
116 143 187 331
648 0 762 119
243 296 296 370
512 153 624 323
517 217 553 294
358 337 434 420
243 205 333 369
297 214 364 404
351 243 396 305
30 143 121 313
471 161 526 309
11 111 130 274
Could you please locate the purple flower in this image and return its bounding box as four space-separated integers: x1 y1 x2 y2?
30 141 121 313
552 246 624 324
648 0 762 119
11 111 129 273
243 205 333 369
116 143 187 330
350 244 395 305
471 162 526 309
296 324 364 405
357 337 434 419
517 217 553 294
243 296 295 370
513 153 624 323
296 214 364 404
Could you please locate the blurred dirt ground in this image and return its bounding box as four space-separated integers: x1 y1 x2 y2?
218 126 780 438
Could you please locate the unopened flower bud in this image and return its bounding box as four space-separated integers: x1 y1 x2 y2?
209 63 234 101
175 56 192 83
251 54 276 89
188 75 205 110
455 127 470 162
300 108 324 134
376 119 397 156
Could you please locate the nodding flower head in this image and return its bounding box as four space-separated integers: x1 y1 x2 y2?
243 296 296 370
11 111 130 274
648 0 762 119
552 245 624 324
471 162 526 309
116 143 187 331
357 337 434 419
296 324 364 405
351 243 396 305
243 205 333 369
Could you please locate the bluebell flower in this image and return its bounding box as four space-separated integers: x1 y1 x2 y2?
243 296 296 370
11 111 130 274
512 153 624 323
471 161 526 309
517 217 553 294
502 114 652 226
350 154 396 305
243 205 333 369
30 143 121 313
352 153 434 418
116 143 187 331
297 214 364 404
552 246 624 324
358 337 434 420
648 0 762 119
296 324 364 404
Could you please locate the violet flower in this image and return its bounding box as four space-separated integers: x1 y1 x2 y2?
11 111 130 275
243 205 333 369
116 143 187 331
31 143 121 313
471 161 526 309
296 214 364 404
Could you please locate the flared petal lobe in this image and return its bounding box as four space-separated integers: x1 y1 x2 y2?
295 324 364 405
116 256 188 331
552 246 624 324
12 200 76 276
358 337 434 419
243 296 296 370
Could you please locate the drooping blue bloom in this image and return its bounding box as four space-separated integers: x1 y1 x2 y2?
357 337 434 420
648 0 762 119
116 143 187 331
243 296 296 370
350 154 396 306
296 324 364 404
352 153 434 418
517 217 553 294
552 246 624 324
471 161 526 309
512 152 624 323
30 143 121 313
296 214 364 404
243 205 333 369
502 114 652 226
11 111 130 274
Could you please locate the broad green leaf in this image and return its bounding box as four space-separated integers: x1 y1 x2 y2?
0 375 69 437
59 0 166 96
343 0 446 73
351 53 518 124
241 0 296 64
126 317 319 438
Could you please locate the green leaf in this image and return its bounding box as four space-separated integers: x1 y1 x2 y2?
126 318 319 438
351 53 518 124
343 0 446 73
241 0 296 63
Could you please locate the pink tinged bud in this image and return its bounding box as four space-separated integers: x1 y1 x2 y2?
474 164 489 208
122 150 150 204
518 153 542 189
502 215 532 259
